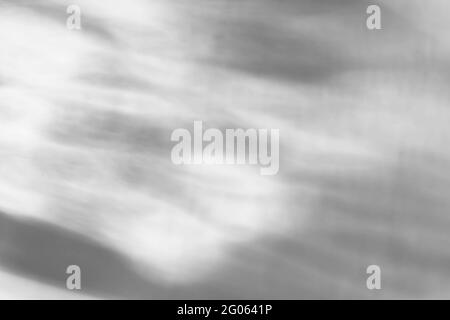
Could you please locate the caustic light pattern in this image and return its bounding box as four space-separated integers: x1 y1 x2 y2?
0 0 450 299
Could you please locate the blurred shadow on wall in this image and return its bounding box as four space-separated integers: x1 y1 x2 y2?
195 0 420 85
1 149 450 299
0 212 170 299
184 150 450 299
0 0 117 42
1 0 450 299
